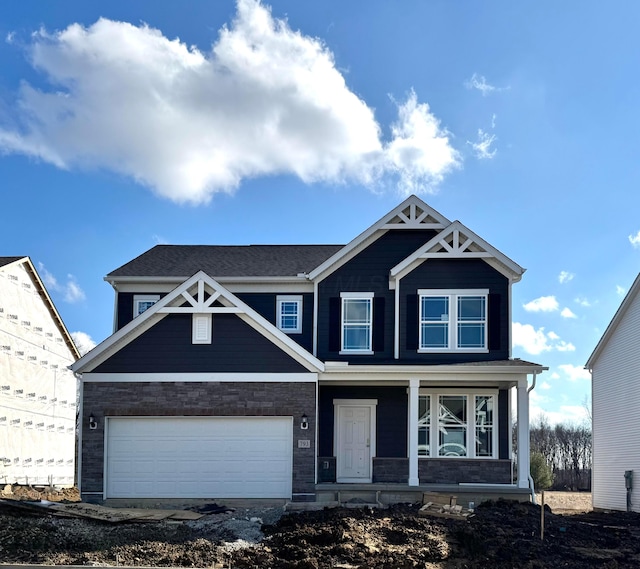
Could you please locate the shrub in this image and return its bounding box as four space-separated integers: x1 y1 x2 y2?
530 451 554 490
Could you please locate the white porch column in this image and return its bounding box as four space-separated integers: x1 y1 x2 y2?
408 379 420 486
516 378 530 489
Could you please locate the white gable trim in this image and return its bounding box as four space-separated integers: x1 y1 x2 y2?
586 272 640 368
71 271 324 374
307 195 450 282
389 220 525 286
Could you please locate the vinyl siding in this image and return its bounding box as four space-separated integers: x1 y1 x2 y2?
592 290 640 511
94 313 307 373
317 229 437 362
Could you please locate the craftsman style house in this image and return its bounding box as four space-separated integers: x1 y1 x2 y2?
71 196 545 503
0 257 79 487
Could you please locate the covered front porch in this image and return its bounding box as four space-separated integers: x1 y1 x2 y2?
318 360 546 494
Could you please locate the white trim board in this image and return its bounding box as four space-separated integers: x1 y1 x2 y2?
81 372 318 383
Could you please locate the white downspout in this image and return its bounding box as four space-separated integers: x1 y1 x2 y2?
526 371 537 504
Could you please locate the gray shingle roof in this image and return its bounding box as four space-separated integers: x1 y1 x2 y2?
107 245 344 278
0 257 26 268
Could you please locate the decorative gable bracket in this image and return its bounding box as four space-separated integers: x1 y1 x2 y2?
157 279 242 314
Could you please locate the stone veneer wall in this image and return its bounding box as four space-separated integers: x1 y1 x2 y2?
419 458 512 484
81 381 316 499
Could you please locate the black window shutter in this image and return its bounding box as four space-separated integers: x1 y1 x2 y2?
373 296 385 352
488 293 501 351
328 297 341 352
406 294 418 351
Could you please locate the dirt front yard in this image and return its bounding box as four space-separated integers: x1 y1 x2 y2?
1 488 640 568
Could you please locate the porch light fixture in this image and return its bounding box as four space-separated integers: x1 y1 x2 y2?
300 413 309 430
88 413 98 430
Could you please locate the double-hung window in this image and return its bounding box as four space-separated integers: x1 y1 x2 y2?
340 292 373 354
418 289 488 352
417 391 497 458
277 295 302 334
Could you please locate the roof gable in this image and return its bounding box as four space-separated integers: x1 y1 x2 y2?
1 256 80 359
72 270 324 373
390 220 525 285
307 195 450 282
586 272 640 368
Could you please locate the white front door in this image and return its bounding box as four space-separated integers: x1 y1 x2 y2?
336 405 373 482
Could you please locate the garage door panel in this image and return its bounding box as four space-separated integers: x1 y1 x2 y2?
106 417 293 498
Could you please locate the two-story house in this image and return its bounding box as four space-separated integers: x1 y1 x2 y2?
71 196 545 504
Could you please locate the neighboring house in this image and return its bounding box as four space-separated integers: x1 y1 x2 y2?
71 196 545 503
586 273 640 512
0 257 80 486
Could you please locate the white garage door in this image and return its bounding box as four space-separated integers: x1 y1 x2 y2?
106 417 293 498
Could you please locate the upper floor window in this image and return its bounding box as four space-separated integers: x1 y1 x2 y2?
133 295 160 318
277 295 302 334
340 292 373 354
418 289 488 352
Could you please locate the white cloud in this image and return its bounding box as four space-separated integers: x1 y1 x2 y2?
540 381 552 390
558 271 574 284
37 263 86 304
617 285 626 296
71 331 96 356
512 322 574 355
491 113 497 128
464 73 497 96
558 364 591 382
629 230 640 248
467 129 496 160
560 307 577 319
512 323 552 355
523 296 559 313
0 1 460 204
574 296 591 307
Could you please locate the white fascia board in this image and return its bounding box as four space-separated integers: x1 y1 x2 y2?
390 220 525 284
72 270 324 374
81 372 318 383
12 257 81 360
586 272 640 368
307 195 450 282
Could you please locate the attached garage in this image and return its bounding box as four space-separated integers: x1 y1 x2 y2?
105 417 293 499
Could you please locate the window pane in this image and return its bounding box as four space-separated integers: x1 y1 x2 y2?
343 325 370 351
458 296 485 321
438 395 467 457
422 297 449 321
418 395 430 457
458 323 485 348
137 301 156 315
421 323 448 348
344 299 371 323
475 396 494 457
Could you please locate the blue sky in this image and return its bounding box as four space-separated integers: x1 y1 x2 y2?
2 0 639 425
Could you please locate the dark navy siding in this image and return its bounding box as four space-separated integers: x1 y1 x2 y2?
317 230 436 363
237 293 314 353
399 259 510 363
116 292 167 330
318 386 408 458
95 313 307 373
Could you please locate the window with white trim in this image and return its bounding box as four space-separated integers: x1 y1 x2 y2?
276 295 302 334
192 313 212 344
418 289 488 352
340 292 373 353
133 295 160 318
417 391 497 458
